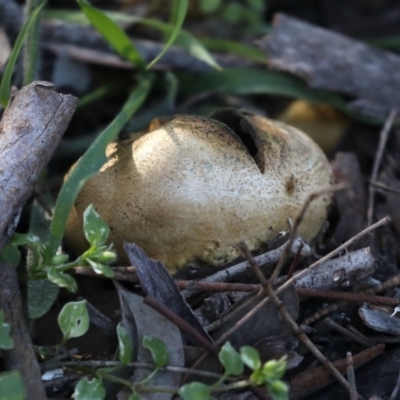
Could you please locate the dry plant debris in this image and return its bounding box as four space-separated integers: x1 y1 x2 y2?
3 1 400 399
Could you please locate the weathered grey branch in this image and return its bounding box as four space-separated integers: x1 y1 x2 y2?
0 81 77 399
257 13 400 118
0 263 47 399
0 81 77 250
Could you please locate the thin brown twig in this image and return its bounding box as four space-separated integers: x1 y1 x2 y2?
281 216 390 293
269 183 347 284
143 295 219 356
324 318 374 347
287 243 303 279
44 360 231 382
75 266 261 292
242 243 352 393
302 269 400 325
367 109 397 226
239 242 268 289
143 296 270 400
389 369 400 400
215 216 390 345
296 288 400 306
346 352 358 400
369 180 400 195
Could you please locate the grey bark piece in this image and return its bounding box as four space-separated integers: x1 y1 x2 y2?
0 81 77 250
0 81 76 399
0 262 47 400
359 304 400 335
293 247 375 289
257 13 400 116
181 237 311 299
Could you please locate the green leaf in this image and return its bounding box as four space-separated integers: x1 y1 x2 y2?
0 371 26 400
58 300 89 342
180 68 346 108
262 357 287 381
142 335 169 368
91 248 116 264
76 0 144 68
267 380 289 400
178 382 211 400
9 233 40 246
49 75 152 254
50 254 69 266
28 279 59 319
200 37 265 63
240 346 261 371
74 377 105 400
87 259 115 278
250 369 264 386
219 341 244 376
0 1 47 107
199 0 222 14
47 267 78 293
147 0 188 69
83 204 110 246
246 0 266 13
117 323 133 365
0 311 13 350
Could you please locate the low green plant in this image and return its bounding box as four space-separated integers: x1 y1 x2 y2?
0 311 26 400
0 0 46 107
64 325 289 400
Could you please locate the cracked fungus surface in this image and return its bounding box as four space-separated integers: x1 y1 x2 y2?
65 110 332 272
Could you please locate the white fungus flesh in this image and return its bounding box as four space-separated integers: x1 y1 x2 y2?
65 108 332 272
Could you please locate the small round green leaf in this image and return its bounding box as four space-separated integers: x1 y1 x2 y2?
0 371 26 400
240 346 261 371
199 0 221 13
74 377 105 400
87 259 115 278
178 382 211 400
50 254 69 266
83 204 110 247
267 379 289 400
58 300 89 342
262 357 287 381
47 267 77 293
219 341 243 376
28 279 59 319
142 335 169 368
117 323 133 365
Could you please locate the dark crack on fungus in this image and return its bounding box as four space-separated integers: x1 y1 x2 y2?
210 108 264 173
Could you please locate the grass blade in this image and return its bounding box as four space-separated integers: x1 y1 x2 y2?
49 75 153 254
146 0 188 69
76 0 145 68
200 38 266 63
43 9 221 70
0 0 47 107
180 68 346 108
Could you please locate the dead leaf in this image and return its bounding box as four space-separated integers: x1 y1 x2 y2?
116 284 184 400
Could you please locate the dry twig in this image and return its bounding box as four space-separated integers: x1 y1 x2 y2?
242 243 353 393
0 81 77 399
367 109 397 226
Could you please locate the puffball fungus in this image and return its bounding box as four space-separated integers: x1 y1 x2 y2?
65 108 332 272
